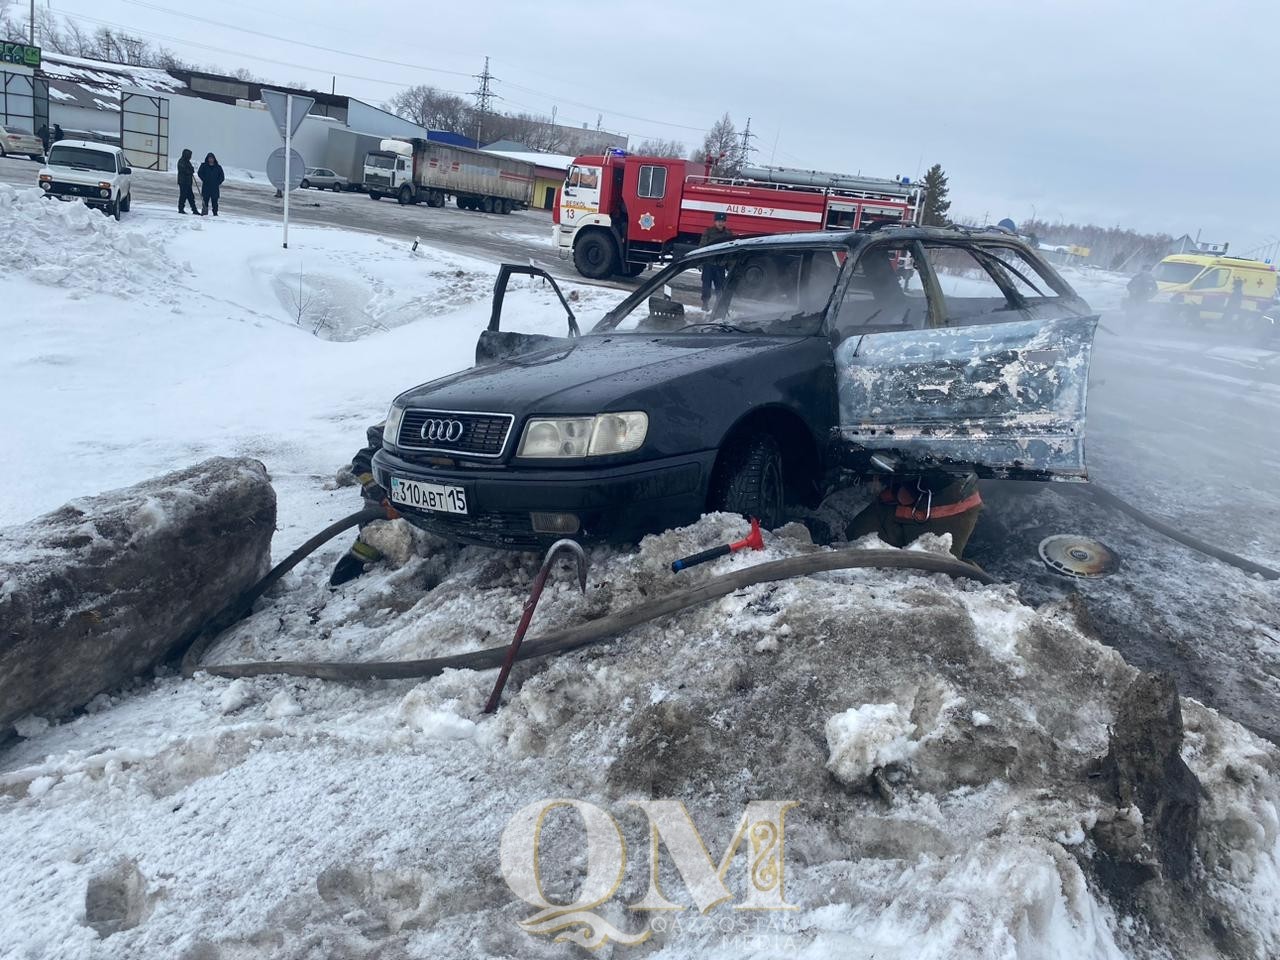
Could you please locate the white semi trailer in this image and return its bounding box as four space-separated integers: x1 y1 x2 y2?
363 138 535 214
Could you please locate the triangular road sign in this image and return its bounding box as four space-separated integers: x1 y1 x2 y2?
262 89 315 139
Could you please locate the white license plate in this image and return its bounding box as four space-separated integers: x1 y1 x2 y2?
389 477 468 515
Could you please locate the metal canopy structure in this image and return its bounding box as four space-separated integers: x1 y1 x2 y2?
120 91 170 172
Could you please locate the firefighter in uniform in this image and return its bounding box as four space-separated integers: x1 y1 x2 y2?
843 469 983 559
330 424 390 586
698 212 734 310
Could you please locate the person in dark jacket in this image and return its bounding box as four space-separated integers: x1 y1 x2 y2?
177 148 198 214
51 123 64 143
698 211 734 310
37 123 49 153
330 424 390 586
198 153 225 216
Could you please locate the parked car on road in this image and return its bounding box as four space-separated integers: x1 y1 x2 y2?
371 227 1099 549
0 124 44 160
300 167 347 191
37 140 133 220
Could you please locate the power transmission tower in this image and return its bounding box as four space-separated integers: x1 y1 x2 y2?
471 56 499 146
738 117 756 169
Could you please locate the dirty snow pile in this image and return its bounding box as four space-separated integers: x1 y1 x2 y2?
3 514 1279 959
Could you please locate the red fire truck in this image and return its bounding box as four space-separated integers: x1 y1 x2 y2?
553 153 922 279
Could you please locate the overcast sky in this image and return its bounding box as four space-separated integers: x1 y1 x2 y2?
49 0 1280 255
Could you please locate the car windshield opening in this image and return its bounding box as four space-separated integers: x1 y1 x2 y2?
1152 261 1203 284
367 154 395 170
593 247 844 337
47 147 115 172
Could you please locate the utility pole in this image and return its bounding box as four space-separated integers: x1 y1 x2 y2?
738 116 756 169
29 0 36 44
472 56 497 147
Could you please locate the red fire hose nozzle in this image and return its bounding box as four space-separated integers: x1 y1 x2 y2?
671 517 764 573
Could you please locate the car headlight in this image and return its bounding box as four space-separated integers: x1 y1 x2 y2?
99 188 110 198
517 412 648 458
383 401 406 448
39 181 50 191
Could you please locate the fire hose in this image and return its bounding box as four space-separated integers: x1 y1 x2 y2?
181 483 1277 694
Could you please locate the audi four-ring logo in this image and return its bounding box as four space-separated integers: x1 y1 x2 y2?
420 419 465 442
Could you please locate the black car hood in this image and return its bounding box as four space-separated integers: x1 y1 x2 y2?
397 334 805 413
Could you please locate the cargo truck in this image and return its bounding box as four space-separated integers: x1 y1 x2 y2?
363 138 535 213
325 128 383 192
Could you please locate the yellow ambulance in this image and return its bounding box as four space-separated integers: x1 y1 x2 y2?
1151 254 1277 326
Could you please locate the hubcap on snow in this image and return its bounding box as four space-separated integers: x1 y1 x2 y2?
1038 535 1119 579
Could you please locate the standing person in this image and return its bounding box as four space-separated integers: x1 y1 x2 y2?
51 123 64 143
1126 265 1157 305
198 152 225 216
1222 277 1245 328
37 123 49 153
698 211 734 311
176 148 199 215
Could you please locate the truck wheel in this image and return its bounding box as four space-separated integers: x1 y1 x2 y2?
398 186 412 205
709 434 785 530
573 231 618 279
369 191 381 200
500 199 512 214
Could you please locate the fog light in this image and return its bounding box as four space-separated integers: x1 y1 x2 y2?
531 512 580 534
39 181 50 191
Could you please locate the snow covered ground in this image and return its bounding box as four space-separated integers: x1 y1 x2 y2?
3 187 1280 959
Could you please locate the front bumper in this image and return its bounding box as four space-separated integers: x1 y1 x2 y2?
42 182 112 206
372 447 716 550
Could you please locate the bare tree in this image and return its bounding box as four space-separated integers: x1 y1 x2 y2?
634 138 685 157
386 84 471 134
691 113 740 175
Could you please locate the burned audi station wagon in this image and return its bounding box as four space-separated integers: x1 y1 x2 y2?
371 227 1098 549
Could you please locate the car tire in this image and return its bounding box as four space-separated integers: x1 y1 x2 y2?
300 179 310 189
0 144 6 157
709 433 785 530
332 181 341 192
121 192 131 213
573 231 618 279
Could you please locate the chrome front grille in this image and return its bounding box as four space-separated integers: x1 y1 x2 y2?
396 409 514 458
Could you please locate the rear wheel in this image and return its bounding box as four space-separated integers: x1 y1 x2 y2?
481 197 494 213
499 199 512 214
708 433 785 530
573 231 618 279
300 178 311 189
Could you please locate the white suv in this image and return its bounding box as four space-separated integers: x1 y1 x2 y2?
38 141 134 220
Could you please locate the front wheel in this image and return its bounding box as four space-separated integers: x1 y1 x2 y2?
573 231 618 279
708 434 785 530
121 192 131 213
398 186 412 205
332 182 342 192
369 191 381 200
300 179 310 189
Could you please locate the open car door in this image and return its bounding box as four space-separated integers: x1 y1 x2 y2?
475 264 579 365
835 313 1098 480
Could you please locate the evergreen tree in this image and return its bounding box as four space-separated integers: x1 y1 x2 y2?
920 163 952 226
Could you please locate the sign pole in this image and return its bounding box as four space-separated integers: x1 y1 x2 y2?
282 94 292 249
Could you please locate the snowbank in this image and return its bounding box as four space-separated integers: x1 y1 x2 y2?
2 516 1278 958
